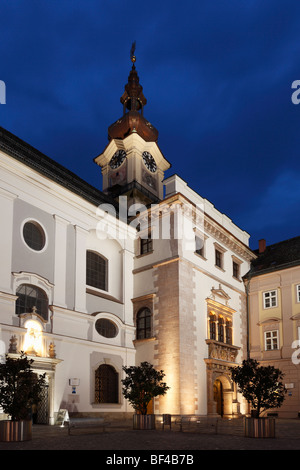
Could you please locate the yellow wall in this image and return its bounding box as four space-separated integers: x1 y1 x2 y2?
258 288 282 322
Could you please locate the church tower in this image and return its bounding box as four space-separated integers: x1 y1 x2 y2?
94 45 171 207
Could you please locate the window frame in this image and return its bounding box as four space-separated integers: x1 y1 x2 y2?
263 290 278 309
95 318 118 338
264 330 279 350
21 219 47 253
232 261 240 279
209 314 217 340
297 284 300 303
86 250 108 292
213 243 226 270
225 319 233 345
208 313 233 344
195 235 205 258
218 316 224 343
136 307 152 340
15 283 49 321
215 249 222 269
94 364 119 404
140 236 153 255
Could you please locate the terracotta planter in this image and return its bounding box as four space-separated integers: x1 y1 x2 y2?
244 417 275 438
0 420 32 442
133 414 156 430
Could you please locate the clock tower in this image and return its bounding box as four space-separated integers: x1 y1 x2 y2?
94 47 171 207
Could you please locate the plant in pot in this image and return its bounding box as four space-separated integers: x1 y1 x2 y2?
121 361 169 430
0 352 46 442
230 358 286 438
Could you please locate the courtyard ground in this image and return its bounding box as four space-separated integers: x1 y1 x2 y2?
0 418 300 453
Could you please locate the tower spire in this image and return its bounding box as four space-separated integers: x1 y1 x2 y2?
94 45 171 205
130 41 136 67
121 42 146 114
107 44 158 142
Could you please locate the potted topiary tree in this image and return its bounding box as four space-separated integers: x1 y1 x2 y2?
230 358 286 438
0 352 46 442
121 361 169 430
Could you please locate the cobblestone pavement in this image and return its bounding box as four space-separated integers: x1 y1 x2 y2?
0 419 300 452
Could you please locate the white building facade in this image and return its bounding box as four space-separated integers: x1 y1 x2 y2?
0 56 255 424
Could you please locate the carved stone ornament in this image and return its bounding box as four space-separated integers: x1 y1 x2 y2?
48 342 56 359
8 335 18 353
206 339 239 363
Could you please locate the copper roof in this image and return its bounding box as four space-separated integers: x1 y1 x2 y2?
108 58 158 142
108 111 158 142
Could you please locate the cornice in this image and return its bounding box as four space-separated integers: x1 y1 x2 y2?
203 216 255 262
138 192 255 262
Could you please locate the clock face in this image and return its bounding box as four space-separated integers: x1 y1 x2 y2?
142 151 157 173
109 150 126 169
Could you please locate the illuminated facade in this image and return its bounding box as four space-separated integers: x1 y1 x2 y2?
131 177 254 417
245 237 300 418
0 54 256 424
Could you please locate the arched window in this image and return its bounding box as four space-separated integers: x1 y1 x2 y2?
225 319 232 344
86 251 108 291
16 284 49 321
218 316 224 343
209 313 217 340
95 364 118 403
136 307 152 340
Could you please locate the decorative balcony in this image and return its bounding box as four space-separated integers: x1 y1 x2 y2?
206 339 240 363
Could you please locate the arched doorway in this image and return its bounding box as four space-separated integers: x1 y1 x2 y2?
209 374 234 418
213 379 223 416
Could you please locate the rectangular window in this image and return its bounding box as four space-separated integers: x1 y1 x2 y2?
297 284 300 303
86 251 107 291
215 249 222 268
232 261 240 279
264 330 279 350
195 235 204 257
141 236 153 255
225 320 233 345
263 290 277 309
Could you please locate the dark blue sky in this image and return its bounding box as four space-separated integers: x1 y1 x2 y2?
1 0 300 250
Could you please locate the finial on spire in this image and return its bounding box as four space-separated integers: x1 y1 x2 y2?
130 41 136 66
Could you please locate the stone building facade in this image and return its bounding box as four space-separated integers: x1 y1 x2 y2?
245 237 300 418
0 54 258 423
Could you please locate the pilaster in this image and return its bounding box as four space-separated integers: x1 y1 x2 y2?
74 225 88 313
0 187 17 293
53 215 69 308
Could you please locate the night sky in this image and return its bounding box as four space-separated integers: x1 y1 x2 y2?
1 1 300 250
